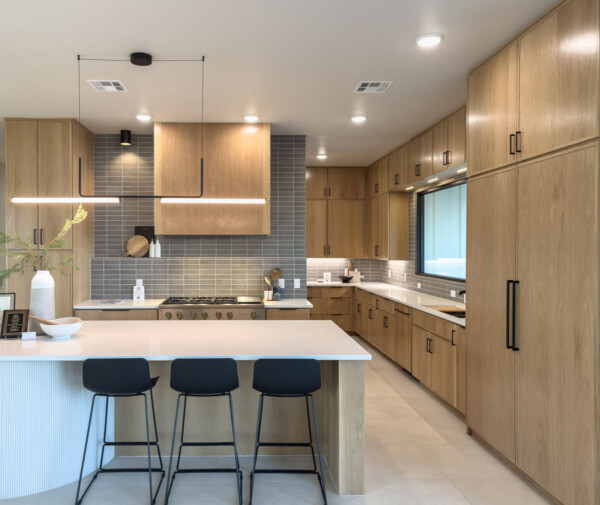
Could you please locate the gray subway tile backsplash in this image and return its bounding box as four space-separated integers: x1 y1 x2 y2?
91 134 307 300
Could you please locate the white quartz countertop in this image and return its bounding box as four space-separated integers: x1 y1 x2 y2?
74 299 313 310
264 299 313 309
308 281 465 326
0 320 371 361
74 299 164 310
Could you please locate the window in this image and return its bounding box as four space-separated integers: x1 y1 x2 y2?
417 182 466 280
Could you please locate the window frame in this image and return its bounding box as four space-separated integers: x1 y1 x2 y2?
417 181 467 282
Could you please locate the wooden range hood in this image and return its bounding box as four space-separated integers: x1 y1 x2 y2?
154 122 271 235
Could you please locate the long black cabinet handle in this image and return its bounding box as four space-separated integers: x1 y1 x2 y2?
509 134 516 155
39 228 43 245
394 308 410 316
33 229 38 245
506 280 513 349
446 150 452 165
512 280 519 351
515 131 522 153
394 173 399 185
426 338 430 353
451 329 456 346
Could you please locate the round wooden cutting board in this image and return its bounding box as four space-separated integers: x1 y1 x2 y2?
123 235 149 257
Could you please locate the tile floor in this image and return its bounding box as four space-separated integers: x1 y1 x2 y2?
2 338 551 505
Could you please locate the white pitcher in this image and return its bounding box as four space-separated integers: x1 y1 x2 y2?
29 270 55 334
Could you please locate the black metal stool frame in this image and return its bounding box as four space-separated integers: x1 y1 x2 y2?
164 392 243 505
249 393 328 505
74 390 165 505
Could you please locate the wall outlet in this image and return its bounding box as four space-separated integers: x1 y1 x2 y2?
417 282 422 289
294 278 300 289
451 290 456 297
388 269 392 278
279 279 285 288
404 273 407 282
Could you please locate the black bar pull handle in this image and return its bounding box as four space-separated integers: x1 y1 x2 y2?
39 229 43 245
324 188 327 197
443 151 447 165
383 316 388 329
328 187 331 197
375 182 379 194
357 303 361 314
509 134 516 155
515 131 522 153
446 150 452 165
416 164 421 177
506 280 513 349
512 280 519 351
33 229 38 245
394 173 399 185
394 308 410 316
451 329 456 346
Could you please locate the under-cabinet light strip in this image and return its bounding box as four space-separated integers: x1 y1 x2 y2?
160 198 266 204
12 197 121 204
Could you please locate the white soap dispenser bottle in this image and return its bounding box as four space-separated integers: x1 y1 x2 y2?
155 238 161 258
133 279 145 302
149 239 155 258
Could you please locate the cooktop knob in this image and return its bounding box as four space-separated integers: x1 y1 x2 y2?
216 311 222 320
165 312 172 320
176 312 183 320
201 312 208 320
191 311 197 320
251 312 257 320
227 311 234 320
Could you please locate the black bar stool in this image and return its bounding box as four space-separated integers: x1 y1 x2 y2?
249 359 327 505
75 358 165 505
164 358 243 505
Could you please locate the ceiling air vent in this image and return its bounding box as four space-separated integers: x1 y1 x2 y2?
353 81 393 94
87 80 128 92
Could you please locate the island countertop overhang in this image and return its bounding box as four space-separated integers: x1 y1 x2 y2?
0 320 372 361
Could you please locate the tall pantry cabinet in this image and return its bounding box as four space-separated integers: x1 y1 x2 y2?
4 118 94 316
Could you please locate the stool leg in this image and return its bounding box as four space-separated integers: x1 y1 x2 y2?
305 395 318 472
249 393 265 505
74 394 97 505
164 393 183 505
149 388 164 470
228 393 243 505
98 396 109 471
143 393 154 505
311 395 328 505
176 395 189 471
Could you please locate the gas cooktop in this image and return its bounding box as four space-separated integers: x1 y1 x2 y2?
160 296 262 306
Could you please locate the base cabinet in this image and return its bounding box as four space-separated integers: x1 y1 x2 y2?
266 309 309 320
75 310 158 321
411 326 432 387
393 306 412 372
308 287 353 331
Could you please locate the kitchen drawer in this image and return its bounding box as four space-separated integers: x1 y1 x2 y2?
327 314 353 332
355 288 376 305
307 287 322 297
374 296 394 314
322 297 353 315
266 309 309 320
322 286 353 298
309 314 322 320
412 310 459 343
308 297 322 315
75 309 158 321
393 302 411 316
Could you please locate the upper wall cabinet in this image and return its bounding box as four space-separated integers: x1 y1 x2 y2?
518 0 599 161
432 108 466 174
468 0 599 176
407 130 433 183
366 192 408 260
367 158 389 197
307 167 366 200
388 145 409 191
154 123 271 235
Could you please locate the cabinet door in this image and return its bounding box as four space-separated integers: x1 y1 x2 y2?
366 306 379 348
6 120 39 249
48 251 73 318
466 168 517 462
388 145 408 190
327 200 365 258
376 194 389 260
306 200 327 257
377 157 389 194
519 0 599 162
432 120 448 174
407 137 421 183
354 299 363 336
75 309 158 321
366 197 378 259
379 311 395 358
430 334 455 407
393 309 411 371
455 327 466 415
467 42 518 176
447 108 466 169
419 129 433 178
516 143 598 503
366 163 378 198
361 303 371 343
327 167 365 199
306 167 328 199
411 326 431 387
38 121 73 249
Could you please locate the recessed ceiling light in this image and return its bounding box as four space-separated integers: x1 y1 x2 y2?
317 154 328 160
416 33 443 48
457 167 468 173
406 186 414 191
136 113 151 122
428 177 439 183
351 115 367 124
244 114 259 123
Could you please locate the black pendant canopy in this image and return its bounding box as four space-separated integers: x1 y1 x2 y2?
120 129 132 146
130 52 152 66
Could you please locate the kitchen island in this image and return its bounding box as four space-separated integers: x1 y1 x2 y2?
0 320 370 500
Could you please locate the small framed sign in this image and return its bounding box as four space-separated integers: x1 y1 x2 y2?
1 309 29 339
0 293 16 323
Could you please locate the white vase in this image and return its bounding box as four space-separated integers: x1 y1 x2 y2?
29 270 55 334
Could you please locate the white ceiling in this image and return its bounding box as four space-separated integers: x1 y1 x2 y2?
0 0 556 166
